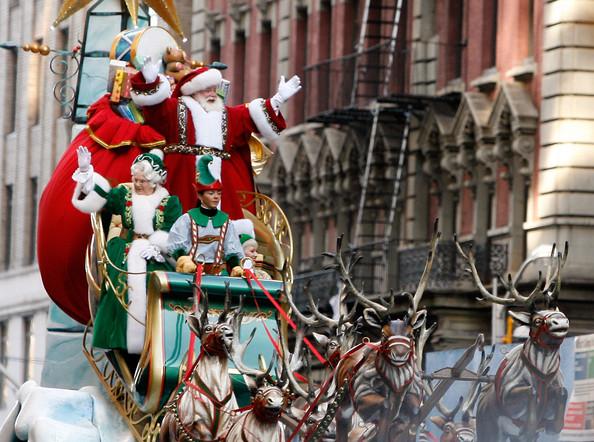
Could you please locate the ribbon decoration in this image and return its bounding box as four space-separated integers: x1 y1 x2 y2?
184 263 204 382
243 268 327 365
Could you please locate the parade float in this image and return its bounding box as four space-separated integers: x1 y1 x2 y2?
0 1 576 442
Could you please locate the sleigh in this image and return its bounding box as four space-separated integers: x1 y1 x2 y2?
82 191 293 438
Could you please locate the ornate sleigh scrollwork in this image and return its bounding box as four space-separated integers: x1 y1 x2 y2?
82 327 164 441
237 191 294 285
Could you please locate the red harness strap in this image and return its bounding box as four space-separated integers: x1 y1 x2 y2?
244 269 327 365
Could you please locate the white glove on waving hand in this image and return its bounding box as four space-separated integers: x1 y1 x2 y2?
141 56 161 84
140 245 165 263
72 145 94 193
271 75 302 111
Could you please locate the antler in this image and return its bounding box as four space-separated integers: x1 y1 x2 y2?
324 235 387 315
460 346 494 420
455 239 544 307
218 282 233 323
188 282 209 335
415 312 437 370
542 242 568 308
280 326 313 400
228 295 259 376
411 219 441 316
283 280 344 330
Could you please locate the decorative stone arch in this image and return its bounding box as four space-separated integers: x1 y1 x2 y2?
269 155 289 207
316 142 338 206
488 83 538 177
416 102 459 237
290 146 312 208
486 83 537 270
450 92 495 241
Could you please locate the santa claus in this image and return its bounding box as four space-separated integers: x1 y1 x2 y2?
130 58 302 218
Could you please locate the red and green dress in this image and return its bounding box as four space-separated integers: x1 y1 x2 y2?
72 174 182 353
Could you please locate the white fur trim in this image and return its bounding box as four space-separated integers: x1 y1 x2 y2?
131 74 171 107
126 239 149 354
71 172 111 213
149 230 169 253
232 219 255 238
182 96 224 150
148 148 164 160
248 98 280 140
180 69 222 96
131 186 169 235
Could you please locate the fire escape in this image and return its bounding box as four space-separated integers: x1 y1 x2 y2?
295 0 412 301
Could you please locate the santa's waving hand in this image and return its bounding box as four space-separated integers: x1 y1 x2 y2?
271 75 302 112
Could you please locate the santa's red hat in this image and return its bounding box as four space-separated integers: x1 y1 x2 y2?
174 66 223 97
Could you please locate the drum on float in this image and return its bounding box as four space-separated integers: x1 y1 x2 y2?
109 26 179 70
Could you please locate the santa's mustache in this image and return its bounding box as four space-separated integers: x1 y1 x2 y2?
196 95 224 112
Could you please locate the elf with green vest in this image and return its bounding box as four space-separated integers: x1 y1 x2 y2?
167 155 244 276
72 146 182 353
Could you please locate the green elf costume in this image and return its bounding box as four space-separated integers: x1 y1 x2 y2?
167 155 244 276
72 146 182 353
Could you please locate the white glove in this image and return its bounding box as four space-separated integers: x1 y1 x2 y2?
77 145 91 172
271 75 302 110
141 56 161 84
72 145 94 193
140 245 165 263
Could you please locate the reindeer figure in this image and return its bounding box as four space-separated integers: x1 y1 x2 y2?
327 227 440 442
424 347 494 442
456 241 570 442
226 309 290 442
160 287 245 442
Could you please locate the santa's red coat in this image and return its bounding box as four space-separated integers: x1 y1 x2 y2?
133 71 286 217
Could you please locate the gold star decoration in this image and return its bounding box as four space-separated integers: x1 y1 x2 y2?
144 0 186 41
53 0 186 40
52 0 93 29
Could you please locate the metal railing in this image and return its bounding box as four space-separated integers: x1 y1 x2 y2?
303 41 394 118
291 240 509 308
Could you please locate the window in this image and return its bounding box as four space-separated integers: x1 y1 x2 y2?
482 0 498 69
23 316 34 381
4 185 13 270
232 30 246 103
447 0 465 81
209 37 221 64
5 50 18 133
527 0 534 57
259 20 272 98
0 321 7 408
28 38 42 125
28 178 38 264
317 0 332 111
295 6 308 121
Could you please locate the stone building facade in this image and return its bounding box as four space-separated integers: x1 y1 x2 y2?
193 0 594 346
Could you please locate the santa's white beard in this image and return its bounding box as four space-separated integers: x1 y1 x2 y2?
196 95 224 113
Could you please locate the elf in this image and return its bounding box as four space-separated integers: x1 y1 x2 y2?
237 225 273 281
168 155 244 276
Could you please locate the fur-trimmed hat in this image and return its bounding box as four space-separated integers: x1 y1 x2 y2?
175 66 223 97
132 149 167 182
233 219 258 249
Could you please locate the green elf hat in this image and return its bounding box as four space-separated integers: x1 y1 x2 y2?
133 149 167 181
233 219 258 249
239 233 258 249
195 154 223 192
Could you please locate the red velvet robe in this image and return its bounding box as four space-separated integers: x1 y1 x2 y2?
131 72 287 217
37 96 165 324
